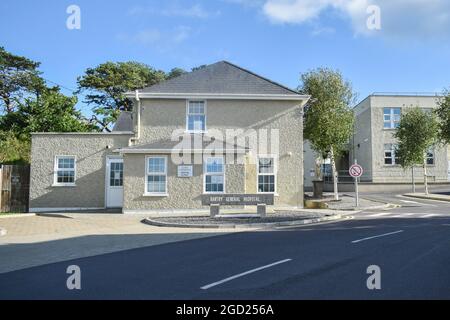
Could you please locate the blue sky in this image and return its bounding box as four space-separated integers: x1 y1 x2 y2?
1 0 450 116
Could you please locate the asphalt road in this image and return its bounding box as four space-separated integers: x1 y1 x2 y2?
1 194 450 300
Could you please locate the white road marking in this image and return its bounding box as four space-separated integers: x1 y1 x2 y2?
422 214 439 218
400 200 420 204
361 212 448 219
365 212 393 217
396 195 437 207
200 259 292 290
351 230 404 244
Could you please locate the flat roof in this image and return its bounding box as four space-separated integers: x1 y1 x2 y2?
370 92 442 97
31 131 134 135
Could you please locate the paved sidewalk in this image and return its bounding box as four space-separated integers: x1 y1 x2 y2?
305 193 390 211
0 214 242 274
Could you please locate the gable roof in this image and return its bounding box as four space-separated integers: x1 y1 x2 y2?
138 61 302 96
112 111 133 132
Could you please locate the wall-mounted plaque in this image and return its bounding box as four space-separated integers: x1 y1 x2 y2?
177 165 193 178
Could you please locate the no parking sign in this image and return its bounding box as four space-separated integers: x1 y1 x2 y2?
349 163 363 207
349 164 363 178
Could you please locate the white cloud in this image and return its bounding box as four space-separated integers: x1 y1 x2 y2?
263 0 335 24
116 29 161 45
222 0 265 7
173 26 192 43
117 26 192 48
128 3 220 19
311 25 336 36
245 0 450 40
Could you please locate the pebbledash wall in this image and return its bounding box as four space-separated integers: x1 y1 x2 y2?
29 99 304 213
29 133 133 211
352 95 448 183
122 99 304 213
123 153 246 212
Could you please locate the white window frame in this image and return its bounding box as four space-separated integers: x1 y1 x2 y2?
257 155 277 194
383 107 401 129
426 148 435 166
186 100 207 133
145 156 168 196
384 144 399 165
53 156 76 187
108 159 124 188
203 156 225 194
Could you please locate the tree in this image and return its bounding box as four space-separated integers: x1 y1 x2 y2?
167 67 187 79
0 131 30 164
0 86 96 164
76 61 166 131
435 89 450 144
0 86 96 136
0 46 45 114
192 65 207 72
395 107 439 195
299 68 356 200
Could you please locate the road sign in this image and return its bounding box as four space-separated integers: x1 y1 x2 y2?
349 164 363 178
350 162 363 208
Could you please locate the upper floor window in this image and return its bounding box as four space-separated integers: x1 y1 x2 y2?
54 156 76 186
187 101 206 132
384 144 399 165
383 108 401 129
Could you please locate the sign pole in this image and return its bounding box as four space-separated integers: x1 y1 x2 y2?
354 160 359 208
349 162 363 208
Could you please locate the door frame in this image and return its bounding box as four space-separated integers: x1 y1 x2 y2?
105 155 124 209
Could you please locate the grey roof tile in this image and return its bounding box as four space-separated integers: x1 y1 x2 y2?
140 61 300 95
112 111 133 132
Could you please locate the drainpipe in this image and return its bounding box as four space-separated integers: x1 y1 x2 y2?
129 90 141 146
135 89 141 140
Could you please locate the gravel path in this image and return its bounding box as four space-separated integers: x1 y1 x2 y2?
151 212 329 226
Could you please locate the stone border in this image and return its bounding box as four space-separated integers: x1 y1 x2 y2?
0 227 6 236
305 195 394 212
403 193 450 202
142 214 342 229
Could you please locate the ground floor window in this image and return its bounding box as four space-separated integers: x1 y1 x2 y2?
54 156 76 186
384 144 399 165
427 148 435 165
146 156 167 195
258 156 276 193
204 156 224 193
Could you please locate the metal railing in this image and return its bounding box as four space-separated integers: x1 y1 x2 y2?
323 169 443 183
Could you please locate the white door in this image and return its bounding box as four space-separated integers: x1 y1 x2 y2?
106 157 123 208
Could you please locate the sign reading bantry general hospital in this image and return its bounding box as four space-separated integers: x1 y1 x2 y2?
202 194 274 206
